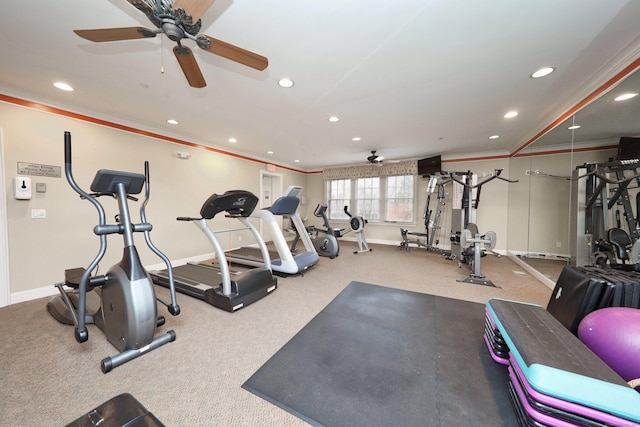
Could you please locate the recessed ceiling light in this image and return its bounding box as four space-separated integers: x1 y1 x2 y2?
614 93 638 101
567 125 581 130
489 135 500 140
352 137 361 141
167 119 178 125
267 151 274 155
328 116 340 122
278 78 294 88
530 67 555 78
228 137 237 143
53 82 74 91
504 111 518 119
294 159 300 163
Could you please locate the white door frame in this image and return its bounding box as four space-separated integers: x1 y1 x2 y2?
259 170 283 242
0 129 11 307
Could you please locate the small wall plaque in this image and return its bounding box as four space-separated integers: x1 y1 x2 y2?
17 162 61 178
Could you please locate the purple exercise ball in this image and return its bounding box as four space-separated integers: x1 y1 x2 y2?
578 307 640 383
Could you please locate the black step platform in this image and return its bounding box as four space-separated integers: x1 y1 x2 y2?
485 298 640 426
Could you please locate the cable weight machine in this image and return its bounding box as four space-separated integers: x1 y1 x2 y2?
448 169 518 286
399 173 451 253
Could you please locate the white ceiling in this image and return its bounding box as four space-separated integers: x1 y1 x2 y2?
2 0 640 171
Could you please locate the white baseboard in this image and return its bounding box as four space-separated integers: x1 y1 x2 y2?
12 244 515 304
11 253 217 305
508 253 556 290
11 285 60 304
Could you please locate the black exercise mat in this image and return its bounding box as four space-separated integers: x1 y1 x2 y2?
242 281 516 427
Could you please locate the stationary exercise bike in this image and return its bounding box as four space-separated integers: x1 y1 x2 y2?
344 206 372 253
291 204 342 258
47 131 180 373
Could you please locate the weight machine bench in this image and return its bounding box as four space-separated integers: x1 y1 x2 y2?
398 228 429 252
484 298 640 426
456 223 497 286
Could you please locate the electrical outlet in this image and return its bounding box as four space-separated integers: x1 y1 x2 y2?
556 241 562 248
525 170 531 175
31 209 46 219
238 236 242 242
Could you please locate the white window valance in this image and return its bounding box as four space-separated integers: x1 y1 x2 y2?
322 160 418 180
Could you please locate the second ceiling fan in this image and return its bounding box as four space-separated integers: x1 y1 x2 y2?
74 0 268 88
367 151 385 165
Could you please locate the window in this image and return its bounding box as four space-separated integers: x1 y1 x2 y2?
356 177 380 220
386 175 414 222
328 179 351 219
326 175 415 223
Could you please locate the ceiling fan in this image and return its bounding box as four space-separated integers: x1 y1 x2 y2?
73 0 268 88
367 151 385 164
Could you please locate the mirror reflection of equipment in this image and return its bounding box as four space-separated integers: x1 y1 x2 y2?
571 140 640 269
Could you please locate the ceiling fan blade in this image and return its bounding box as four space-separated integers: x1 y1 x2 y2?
173 0 217 23
173 45 206 88
125 0 154 14
125 0 161 26
74 27 156 42
201 35 268 70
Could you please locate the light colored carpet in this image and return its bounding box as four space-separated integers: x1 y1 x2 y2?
0 242 552 426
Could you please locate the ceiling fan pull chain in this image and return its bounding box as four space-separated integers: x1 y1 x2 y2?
160 36 165 74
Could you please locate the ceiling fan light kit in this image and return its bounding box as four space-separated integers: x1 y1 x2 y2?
73 0 268 88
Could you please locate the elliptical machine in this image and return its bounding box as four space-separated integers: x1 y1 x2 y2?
344 206 372 254
47 131 180 373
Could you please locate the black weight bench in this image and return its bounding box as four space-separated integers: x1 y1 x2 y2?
65 393 164 427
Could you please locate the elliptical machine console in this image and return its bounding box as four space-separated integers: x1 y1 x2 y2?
47 131 180 373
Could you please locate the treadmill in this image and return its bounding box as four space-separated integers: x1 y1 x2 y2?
151 190 277 312
226 186 319 275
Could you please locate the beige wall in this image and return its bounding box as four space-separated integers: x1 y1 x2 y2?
0 98 621 301
1 102 310 296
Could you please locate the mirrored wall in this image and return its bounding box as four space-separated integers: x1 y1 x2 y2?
508 65 640 283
